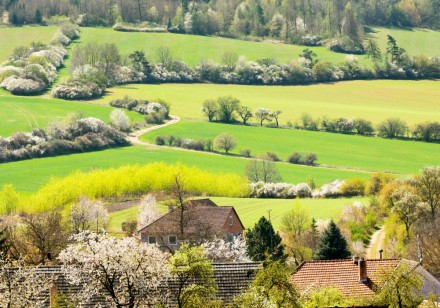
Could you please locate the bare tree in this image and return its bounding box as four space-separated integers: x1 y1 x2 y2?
214 133 236 154
271 110 282 127
237 105 253 125
245 160 283 183
255 108 272 126
22 211 69 264
70 196 109 233
201 99 218 122
221 52 238 71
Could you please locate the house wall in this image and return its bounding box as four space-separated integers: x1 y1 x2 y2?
221 209 244 238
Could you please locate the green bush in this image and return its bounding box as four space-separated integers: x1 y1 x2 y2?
339 178 366 196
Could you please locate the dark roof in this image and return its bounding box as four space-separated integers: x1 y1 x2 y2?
291 259 399 298
33 262 261 306
138 198 244 235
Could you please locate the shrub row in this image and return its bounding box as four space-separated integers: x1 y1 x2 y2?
297 114 440 142
250 182 312 198
155 135 213 152
109 96 170 125
0 117 128 163
0 23 79 95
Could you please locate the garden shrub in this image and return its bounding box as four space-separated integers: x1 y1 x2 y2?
155 136 165 145
241 149 251 158
339 178 366 197
287 152 302 164
263 152 280 162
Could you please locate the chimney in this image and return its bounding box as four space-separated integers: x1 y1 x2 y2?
359 259 368 283
353 256 360 264
379 249 383 260
49 283 58 307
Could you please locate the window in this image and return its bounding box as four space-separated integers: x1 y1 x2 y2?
169 235 177 245
226 234 234 243
148 236 156 244
229 215 233 226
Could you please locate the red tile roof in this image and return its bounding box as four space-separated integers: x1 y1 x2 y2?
291 259 399 298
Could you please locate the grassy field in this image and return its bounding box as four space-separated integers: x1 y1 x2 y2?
0 95 145 136
63 27 369 68
107 196 368 233
141 120 440 174
369 27 440 57
97 81 440 126
0 26 58 62
0 145 369 193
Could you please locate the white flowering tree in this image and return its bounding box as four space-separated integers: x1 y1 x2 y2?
70 196 109 233
137 194 161 229
58 231 170 308
0 260 52 308
110 109 130 132
202 236 250 263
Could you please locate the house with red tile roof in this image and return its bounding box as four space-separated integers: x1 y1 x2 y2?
138 198 245 251
291 257 440 303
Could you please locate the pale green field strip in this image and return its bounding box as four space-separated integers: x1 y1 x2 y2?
107 196 367 233
0 26 59 62
98 80 440 126
65 27 369 67
370 27 440 57
0 95 145 136
0 146 369 193
141 120 440 174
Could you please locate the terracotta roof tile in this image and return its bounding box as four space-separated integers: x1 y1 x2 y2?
291 259 399 298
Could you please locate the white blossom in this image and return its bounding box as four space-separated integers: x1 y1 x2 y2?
138 194 160 229
202 236 250 262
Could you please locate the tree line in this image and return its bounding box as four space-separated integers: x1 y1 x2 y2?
2 0 439 42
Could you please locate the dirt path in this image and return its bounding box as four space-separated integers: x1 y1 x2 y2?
366 227 385 259
128 115 180 145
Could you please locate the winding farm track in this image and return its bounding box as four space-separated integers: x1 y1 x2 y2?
366 227 385 259
128 115 181 146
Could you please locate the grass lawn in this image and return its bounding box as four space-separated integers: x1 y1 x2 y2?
141 120 440 174
107 196 368 234
0 145 369 193
63 27 369 68
0 26 58 62
370 27 440 57
97 80 440 126
0 95 145 136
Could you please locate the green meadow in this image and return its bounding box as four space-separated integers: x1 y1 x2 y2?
0 26 59 62
66 27 368 68
107 196 367 233
369 27 440 57
98 81 440 126
0 146 369 193
141 120 440 174
0 95 145 136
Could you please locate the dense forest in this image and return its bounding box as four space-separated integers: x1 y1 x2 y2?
1 0 439 43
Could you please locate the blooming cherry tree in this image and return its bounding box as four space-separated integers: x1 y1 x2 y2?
58 231 170 308
202 236 250 263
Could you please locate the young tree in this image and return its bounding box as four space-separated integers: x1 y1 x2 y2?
201 99 218 122
237 105 253 125
377 118 408 138
246 216 286 262
59 231 170 308
169 243 217 308
250 261 300 308
314 220 351 260
391 188 423 238
128 50 151 76
217 96 240 123
299 49 318 68
156 46 173 69
255 108 271 126
138 194 161 229
373 263 423 308
222 52 239 72
365 40 382 66
270 110 282 127
214 133 236 154
386 35 406 64
70 196 109 233
245 160 283 183
413 166 440 219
